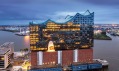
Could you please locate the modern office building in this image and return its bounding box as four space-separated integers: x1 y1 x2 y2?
0 42 14 69
29 10 101 71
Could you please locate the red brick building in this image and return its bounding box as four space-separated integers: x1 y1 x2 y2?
31 49 93 67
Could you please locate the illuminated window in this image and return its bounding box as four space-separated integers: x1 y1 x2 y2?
0 56 4 60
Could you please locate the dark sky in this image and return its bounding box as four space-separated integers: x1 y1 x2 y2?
0 0 119 25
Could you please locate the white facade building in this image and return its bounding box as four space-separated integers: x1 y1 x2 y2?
0 42 14 69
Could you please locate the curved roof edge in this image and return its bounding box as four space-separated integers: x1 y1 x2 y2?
29 10 94 25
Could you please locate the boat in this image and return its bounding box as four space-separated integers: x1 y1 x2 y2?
15 33 29 36
15 28 29 36
110 32 117 36
93 59 109 66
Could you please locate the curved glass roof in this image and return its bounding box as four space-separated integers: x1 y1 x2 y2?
30 10 94 25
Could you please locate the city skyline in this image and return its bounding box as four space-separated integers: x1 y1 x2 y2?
0 0 119 25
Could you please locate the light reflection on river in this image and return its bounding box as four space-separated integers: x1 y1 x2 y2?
24 36 30 48
0 31 119 71
0 31 30 51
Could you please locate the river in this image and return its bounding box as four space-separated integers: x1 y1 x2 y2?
0 31 119 71
0 31 30 51
94 35 119 71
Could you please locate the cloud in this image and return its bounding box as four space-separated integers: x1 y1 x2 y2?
55 11 77 17
0 0 119 24
48 11 87 20
78 0 119 6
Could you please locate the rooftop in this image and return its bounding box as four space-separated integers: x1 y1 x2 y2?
29 10 94 25
0 42 14 55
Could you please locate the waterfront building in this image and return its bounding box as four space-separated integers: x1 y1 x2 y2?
30 10 94 51
29 10 106 71
0 42 14 69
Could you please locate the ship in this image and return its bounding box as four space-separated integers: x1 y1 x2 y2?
15 28 29 36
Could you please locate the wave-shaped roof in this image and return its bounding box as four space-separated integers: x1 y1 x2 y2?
30 10 94 25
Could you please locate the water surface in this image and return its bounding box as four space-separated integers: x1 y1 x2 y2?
94 35 119 71
0 31 30 51
0 31 119 71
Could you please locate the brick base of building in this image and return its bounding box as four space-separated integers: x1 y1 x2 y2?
62 50 73 66
78 49 93 63
43 51 58 65
30 49 93 67
31 51 37 66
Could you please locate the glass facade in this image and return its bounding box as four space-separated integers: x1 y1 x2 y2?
30 11 94 51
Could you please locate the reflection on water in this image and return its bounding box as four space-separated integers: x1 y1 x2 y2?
23 36 30 49
24 36 30 46
0 31 30 51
